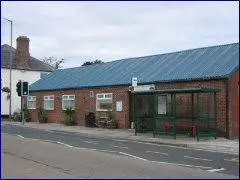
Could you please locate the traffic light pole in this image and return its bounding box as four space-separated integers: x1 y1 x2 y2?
21 96 24 125
21 96 25 125
17 80 28 125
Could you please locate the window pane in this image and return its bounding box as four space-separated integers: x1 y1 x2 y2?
105 94 112 99
62 99 75 109
49 100 54 109
101 99 112 103
44 101 47 109
62 96 68 100
97 94 104 99
69 95 75 100
100 102 112 110
69 100 75 108
44 100 54 110
27 101 36 109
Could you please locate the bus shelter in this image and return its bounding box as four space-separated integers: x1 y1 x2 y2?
131 88 220 141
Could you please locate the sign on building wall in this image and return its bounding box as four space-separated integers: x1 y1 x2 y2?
133 84 155 92
132 77 138 87
158 95 167 114
116 101 123 112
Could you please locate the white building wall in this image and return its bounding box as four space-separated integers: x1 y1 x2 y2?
1 68 48 115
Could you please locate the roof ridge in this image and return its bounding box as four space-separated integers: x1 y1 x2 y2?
110 42 239 62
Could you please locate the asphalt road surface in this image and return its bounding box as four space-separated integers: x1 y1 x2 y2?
2 124 239 178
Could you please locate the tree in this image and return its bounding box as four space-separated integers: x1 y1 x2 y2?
82 59 104 67
42 57 65 69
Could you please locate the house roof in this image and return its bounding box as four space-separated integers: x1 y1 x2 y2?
29 43 239 92
1 44 54 72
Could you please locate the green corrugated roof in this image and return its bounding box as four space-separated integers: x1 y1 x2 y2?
30 43 239 92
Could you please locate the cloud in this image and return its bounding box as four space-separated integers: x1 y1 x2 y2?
1 1 239 68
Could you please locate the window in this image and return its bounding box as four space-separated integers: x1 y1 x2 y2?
96 93 113 111
62 95 75 110
90 91 94 98
44 95 54 110
27 96 36 109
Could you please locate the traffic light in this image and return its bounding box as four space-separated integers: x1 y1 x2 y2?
21 81 29 96
16 80 22 97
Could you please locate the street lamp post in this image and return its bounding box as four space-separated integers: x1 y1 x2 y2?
4 18 13 121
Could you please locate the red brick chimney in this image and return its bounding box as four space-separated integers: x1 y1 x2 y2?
16 36 31 69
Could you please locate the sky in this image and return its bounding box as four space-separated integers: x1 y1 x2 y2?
1 1 239 69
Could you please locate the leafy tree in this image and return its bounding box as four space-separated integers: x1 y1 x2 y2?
82 59 104 67
42 56 65 69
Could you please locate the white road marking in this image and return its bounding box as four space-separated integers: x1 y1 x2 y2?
224 158 239 163
121 140 238 155
44 130 53 132
146 150 169 156
207 168 225 172
119 152 148 161
74 147 98 151
151 160 212 169
52 131 74 135
184 156 212 162
83 141 98 144
111 145 129 149
99 150 119 153
17 135 24 139
115 139 128 142
56 141 73 148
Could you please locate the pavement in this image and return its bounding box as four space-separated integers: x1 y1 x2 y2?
2 121 239 155
2 133 238 179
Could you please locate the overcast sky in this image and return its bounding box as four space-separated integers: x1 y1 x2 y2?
1 1 239 68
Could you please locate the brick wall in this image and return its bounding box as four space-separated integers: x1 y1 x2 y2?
228 70 239 139
28 87 130 128
28 78 237 138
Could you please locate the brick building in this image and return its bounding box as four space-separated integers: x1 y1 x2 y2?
28 43 239 139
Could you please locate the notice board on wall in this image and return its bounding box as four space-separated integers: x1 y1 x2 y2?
116 101 123 112
158 95 167 114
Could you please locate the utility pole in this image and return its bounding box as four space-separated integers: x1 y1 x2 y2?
4 18 13 121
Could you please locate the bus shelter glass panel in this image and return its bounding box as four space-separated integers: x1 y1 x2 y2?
134 94 155 133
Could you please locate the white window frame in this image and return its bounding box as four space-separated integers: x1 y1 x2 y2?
27 96 36 109
96 93 113 111
62 95 75 110
44 95 54 110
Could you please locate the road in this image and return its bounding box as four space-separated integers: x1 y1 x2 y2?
2 124 239 178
